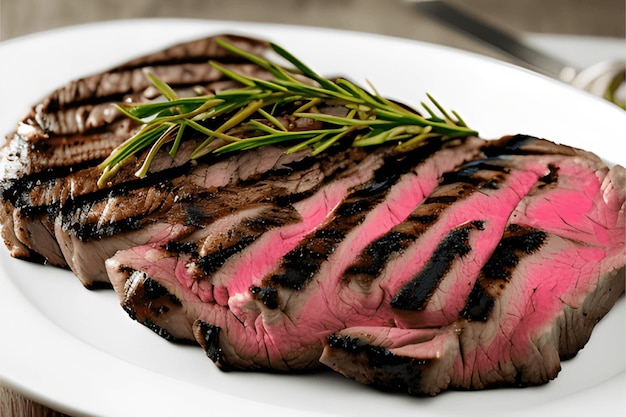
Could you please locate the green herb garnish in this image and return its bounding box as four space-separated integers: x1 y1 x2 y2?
97 38 478 187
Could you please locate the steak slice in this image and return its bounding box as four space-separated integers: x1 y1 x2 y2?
320 233 624 395
319 136 625 394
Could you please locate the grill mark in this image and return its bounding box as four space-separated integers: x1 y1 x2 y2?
9 154 197 218
56 179 180 240
163 240 198 254
439 160 509 188
250 285 280 309
325 334 429 393
197 235 257 275
343 155 517 287
481 133 584 158
263 145 438 293
112 35 269 72
423 195 459 205
461 225 547 321
43 59 267 112
196 321 223 364
120 270 183 342
390 221 484 311
537 164 559 189
188 149 378 278
343 231 413 277
482 134 536 156
40 145 357 240
36 63 261 135
267 230 343 291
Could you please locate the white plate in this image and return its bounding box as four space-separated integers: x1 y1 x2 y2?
0 19 624 417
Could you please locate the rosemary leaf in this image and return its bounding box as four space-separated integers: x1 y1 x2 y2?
257 108 288 132
136 124 178 178
97 38 478 186
146 72 179 101
268 42 348 94
311 126 355 155
169 121 186 157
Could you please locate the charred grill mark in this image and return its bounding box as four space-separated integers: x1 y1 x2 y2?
66 215 143 242
483 225 547 279
57 180 179 240
250 285 280 309
326 334 429 394
390 221 484 311
185 204 214 227
461 225 547 321
423 195 458 205
123 269 182 304
336 199 372 217
273 191 315 207
481 134 584 158
481 134 536 156
268 235 339 291
195 205 302 275
344 231 413 280
12 159 195 219
537 164 559 189
120 270 183 342
197 235 257 275
163 240 198 254
350 137 442 200
243 212 289 232
111 35 270 77
344 157 515 289
196 321 223 365
41 61 267 113
264 146 438 295
406 214 438 225
440 160 510 187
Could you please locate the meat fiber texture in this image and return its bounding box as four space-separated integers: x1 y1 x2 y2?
0 35 624 397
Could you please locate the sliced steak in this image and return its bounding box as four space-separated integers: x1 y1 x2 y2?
107 134 624 394
0 25 623 398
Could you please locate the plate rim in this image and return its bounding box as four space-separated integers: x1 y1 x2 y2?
0 17 624 417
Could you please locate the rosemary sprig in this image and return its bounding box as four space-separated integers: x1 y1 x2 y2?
97 38 478 187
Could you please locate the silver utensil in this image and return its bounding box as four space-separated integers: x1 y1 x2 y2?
408 0 625 106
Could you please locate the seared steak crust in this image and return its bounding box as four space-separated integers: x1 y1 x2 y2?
0 34 624 397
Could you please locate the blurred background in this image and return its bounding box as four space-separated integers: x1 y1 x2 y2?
1 0 624 93
0 1 624 416
2 0 625 41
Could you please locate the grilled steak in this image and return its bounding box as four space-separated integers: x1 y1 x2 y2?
0 35 624 396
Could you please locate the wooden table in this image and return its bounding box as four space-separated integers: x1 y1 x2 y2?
1 0 624 416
